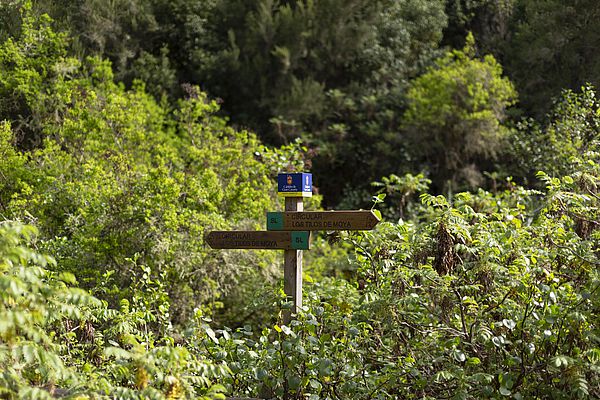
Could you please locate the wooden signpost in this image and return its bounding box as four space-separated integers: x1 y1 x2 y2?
205 172 380 323
205 231 310 250
267 210 380 231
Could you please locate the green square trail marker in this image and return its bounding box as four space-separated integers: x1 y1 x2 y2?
267 212 284 230
290 232 310 249
206 172 380 323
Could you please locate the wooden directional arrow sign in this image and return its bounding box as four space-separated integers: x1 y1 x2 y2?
267 210 380 231
205 231 310 250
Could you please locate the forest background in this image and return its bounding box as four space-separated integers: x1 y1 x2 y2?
0 0 599 398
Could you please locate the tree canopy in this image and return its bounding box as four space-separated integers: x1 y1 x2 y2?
404 33 517 191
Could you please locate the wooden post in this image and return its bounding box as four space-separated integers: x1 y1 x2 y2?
283 196 303 324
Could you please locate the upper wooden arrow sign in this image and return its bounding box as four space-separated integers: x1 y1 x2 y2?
267 211 380 231
205 231 310 250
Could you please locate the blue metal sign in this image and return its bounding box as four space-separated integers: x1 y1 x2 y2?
277 173 312 197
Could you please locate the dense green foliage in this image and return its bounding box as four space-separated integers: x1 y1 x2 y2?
505 0 600 117
203 163 600 398
0 222 231 399
404 33 516 191
2 0 599 204
508 85 600 184
176 0 448 205
0 0 448 205
1 2 599 399
0 7 309 324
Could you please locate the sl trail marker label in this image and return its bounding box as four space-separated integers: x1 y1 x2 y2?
205 231 310 250
205 172 381 323
267 210 380 231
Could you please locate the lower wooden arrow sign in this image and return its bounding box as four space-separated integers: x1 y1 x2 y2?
205 231 310 250
267 210 380 231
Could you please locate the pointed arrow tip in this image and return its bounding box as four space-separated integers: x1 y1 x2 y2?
205 231 215 247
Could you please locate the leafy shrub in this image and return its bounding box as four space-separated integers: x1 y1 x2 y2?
201 158 600 398
0 221 229 399
508 85 600 183
0 6 314 323
404 33 517 192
